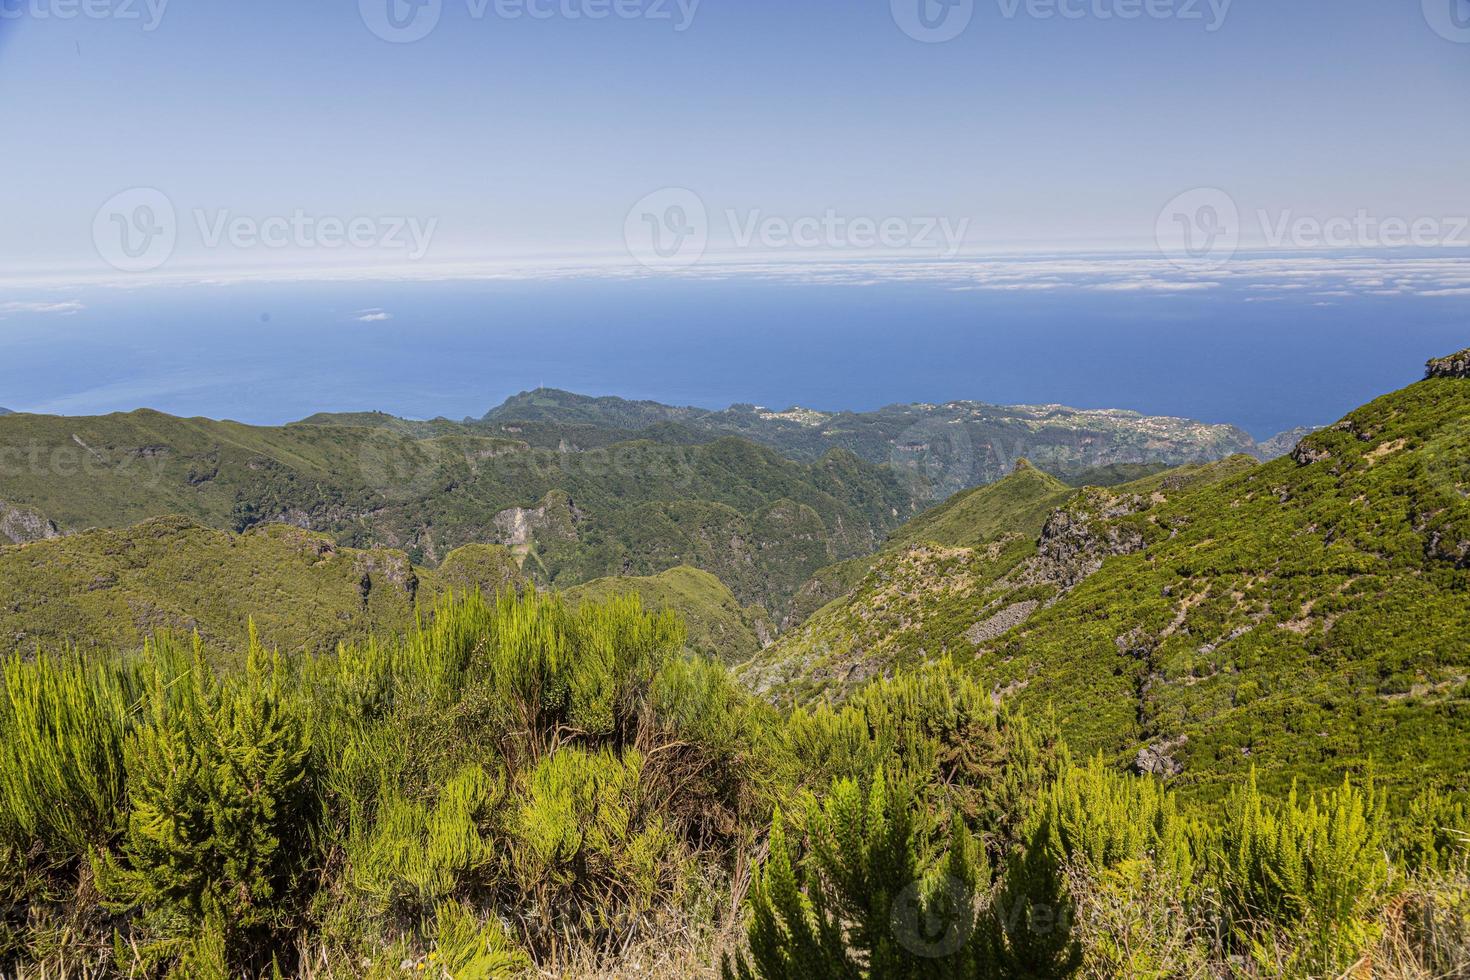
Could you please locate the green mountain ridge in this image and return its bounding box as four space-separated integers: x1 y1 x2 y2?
746 362 1470 805
476 387 1303 495
0 411 912 618
309 387 1298 500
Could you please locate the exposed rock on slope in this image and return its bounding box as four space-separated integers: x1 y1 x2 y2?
739 456 1256 705
0 501 60 545
964 365 1470 801
0 411 910 619
1426 348 1470 378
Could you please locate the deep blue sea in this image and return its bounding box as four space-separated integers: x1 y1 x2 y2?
3 256 1468 439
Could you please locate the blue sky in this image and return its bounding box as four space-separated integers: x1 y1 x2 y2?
1 0 1467 278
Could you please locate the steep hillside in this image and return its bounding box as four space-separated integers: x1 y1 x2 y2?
751 358 1470 803
0 411 912 617
970 369 1470 802
739 458 1108 697
563 565 770 663
480 387 1281 499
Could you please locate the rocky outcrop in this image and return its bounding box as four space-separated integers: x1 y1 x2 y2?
1025 489 1149 589
1426 348 1470 379
1291 441 1333 466
353 551 419 606
490 490 583 558
965 600 1039 644
1135 735 1188 777
0 501 61 545
1253 427 1318 462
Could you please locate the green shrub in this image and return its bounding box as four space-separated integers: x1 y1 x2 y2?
1210 770 1390 974
350 763 503 919
506 746 678 955
94 638 313 974
726 769 998 980
0 647 153 864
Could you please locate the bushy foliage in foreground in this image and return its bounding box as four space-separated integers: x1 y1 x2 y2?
1 590 770 976
2 595 1467 978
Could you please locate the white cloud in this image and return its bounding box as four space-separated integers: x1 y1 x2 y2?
0 300 84 316
354 308 393 322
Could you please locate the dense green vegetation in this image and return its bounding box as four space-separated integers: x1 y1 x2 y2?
0 410 912 618
0 516 429 657
478 388 1272 499
3 364 1468 976
564 565 771 664
0 519 773 664
750 373 1470 813
2 594 1464 978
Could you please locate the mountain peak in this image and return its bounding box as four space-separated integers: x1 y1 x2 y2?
1426 348 1470 379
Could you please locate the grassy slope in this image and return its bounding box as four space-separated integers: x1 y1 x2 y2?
0 411 913 617
563 565 770 663
0 517 433 657
751 373 1469 803
975 377 1470 803
738 460 1083 698
886 459 1073 549
0 520 762 664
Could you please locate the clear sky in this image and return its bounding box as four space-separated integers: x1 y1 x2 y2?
1 0 1467 278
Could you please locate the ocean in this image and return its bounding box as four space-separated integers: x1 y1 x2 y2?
3 254 1467 438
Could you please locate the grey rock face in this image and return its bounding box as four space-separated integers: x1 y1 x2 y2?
1426 349 1470 379
0 501 61 545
